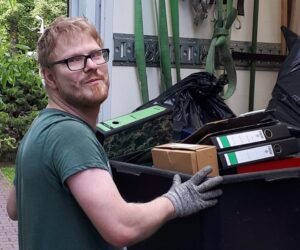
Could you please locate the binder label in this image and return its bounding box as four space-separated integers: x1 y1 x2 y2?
217 130 266 149
224 145 275 166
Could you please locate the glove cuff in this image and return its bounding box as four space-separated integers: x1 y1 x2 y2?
162 192 183 217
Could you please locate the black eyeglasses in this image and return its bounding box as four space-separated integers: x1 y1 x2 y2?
49 49 110 71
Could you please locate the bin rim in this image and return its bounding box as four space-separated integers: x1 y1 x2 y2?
110 160 300 184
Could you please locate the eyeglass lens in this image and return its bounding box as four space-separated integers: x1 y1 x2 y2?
67 50 108 71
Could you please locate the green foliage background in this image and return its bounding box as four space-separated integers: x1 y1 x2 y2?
1 167 15 184
0 0 67 161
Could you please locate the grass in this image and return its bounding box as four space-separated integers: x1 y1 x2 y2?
0 166 15 184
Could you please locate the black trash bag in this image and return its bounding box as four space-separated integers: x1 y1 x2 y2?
136 71 236 140
267 26 300 132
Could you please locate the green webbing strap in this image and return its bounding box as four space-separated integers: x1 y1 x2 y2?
134 0 149 103
248 0 259 111
169 0 181 82
205 0 237 100
157 0 173 92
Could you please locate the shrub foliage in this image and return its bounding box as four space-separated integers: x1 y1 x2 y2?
0 45 47 161
0 0 67 161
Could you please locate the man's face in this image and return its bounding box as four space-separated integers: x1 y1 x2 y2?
45 34 109 110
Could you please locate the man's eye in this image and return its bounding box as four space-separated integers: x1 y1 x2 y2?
91 51 103 59
68 56 84 63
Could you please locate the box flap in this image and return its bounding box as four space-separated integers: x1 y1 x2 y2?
154 143 211 151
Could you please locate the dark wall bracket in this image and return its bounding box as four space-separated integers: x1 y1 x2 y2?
113 33 284 71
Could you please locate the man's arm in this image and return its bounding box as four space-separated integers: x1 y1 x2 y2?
67 168 175 248
7 186 17 220
67 166 222 248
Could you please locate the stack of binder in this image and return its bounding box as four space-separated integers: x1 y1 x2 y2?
210 123 299 174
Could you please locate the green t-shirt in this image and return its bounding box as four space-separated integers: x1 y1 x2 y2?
15 109 118 250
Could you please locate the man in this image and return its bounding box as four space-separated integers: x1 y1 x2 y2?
7 16 223 250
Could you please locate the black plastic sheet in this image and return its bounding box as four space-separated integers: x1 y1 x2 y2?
136 72 236 139
267 27 300 131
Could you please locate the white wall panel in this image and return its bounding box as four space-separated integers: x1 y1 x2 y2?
110 0 281 118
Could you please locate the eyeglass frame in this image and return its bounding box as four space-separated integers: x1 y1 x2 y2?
48 48 110 71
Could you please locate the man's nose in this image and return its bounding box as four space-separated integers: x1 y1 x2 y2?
85 58 98 70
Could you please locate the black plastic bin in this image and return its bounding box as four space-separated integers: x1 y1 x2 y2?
110 160 300 250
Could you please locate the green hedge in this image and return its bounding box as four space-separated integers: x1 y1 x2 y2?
0 45 47 161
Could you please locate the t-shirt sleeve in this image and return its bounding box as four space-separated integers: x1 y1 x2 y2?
46 120 110 184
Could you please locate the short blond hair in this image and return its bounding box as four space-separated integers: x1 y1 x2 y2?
37 16 103 68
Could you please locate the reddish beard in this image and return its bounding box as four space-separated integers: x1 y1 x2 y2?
61 82 109 110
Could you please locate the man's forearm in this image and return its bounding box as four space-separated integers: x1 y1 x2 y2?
122 196 176 246
93 195 176 248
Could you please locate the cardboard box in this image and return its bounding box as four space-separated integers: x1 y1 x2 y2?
151 143 219 176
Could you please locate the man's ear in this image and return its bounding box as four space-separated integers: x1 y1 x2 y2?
42 68 57 89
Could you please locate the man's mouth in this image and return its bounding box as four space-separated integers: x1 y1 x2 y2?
85 78 101 85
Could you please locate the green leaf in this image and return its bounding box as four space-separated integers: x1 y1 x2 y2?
1 75 8 88
8 0 17 9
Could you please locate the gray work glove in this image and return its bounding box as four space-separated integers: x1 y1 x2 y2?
163 166 223 217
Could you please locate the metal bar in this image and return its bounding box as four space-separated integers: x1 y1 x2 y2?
113 33 282 71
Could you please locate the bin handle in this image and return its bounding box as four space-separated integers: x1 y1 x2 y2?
115 168 142 176
110 160 187 179
110 160 143 176
264 171 300 182
223 168 300 184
